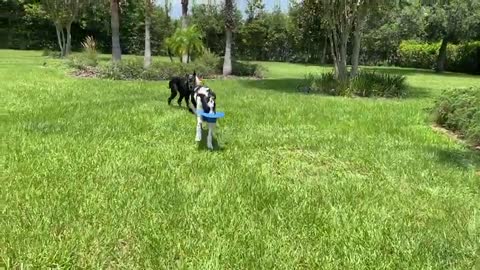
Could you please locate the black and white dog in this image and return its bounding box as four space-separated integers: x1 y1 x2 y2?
169 72 218 149
190 82 217 149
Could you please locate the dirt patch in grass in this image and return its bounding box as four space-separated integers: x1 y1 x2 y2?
432 125 479 150
71 67 100 78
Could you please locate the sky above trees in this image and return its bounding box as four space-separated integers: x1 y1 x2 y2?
163 0 290 18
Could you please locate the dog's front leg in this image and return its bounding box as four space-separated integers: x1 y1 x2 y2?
207 122 215 150
196 116 203 142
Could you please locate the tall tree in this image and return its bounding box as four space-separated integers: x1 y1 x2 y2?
32 0 87 57
318 0 352 81
144 0 153 68
111 0 121 62
290 0 328 63
223 0 235 75
303 0 380 81
350 0 383 77
164 0 172 20
422 0 477 72
246 0 264 22
180 0 189 62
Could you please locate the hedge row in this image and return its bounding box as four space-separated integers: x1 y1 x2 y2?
68 51 266 80
397 40 480 74
431 88 480 146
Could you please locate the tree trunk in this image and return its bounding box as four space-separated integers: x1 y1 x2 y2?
350 11 365 78
320 37 327 64
55 23 64 56
339 31 348 78
7 14 12 47
144 0 152 68
60 27 66 57
65 22 72 56
329 30 348 82
111 0 122 62
181 0 189 63
436 37 448 73
350 30 361 77
223 29 232 76
167 48 174 62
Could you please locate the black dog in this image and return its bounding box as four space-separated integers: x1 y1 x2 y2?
167 72 198 112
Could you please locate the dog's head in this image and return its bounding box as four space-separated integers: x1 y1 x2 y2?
186 71 202 92
199 88 216 114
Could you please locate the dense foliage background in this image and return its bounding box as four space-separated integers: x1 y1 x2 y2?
1 0 479 73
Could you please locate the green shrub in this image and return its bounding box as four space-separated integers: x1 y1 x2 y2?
350 71 407 98
232 61 266 78
98 58 144 80
67 55 98 71
398 40 480 74
307 73 349 96
141 62 187 80
80 36 98 67
42 49 62 58
97 56 265 80
431 88 480 145
446 41 480 74
193 50 221 74
307 71 407 98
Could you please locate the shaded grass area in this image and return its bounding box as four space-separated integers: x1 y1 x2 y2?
1 50 479 269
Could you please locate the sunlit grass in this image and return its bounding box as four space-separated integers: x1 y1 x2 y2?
1 49 479 269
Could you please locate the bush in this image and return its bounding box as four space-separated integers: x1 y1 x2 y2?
231 60 266 78
141 62 187 80
67 55 97 71
66 37 99 71
398 40 480 74
431 88 480 146
80 36 98 67
307 71 408 98
42 49 62 58
99 58 145 80
350 71 408 98
96 56 265 80
307 73 349 96
193 50 221 74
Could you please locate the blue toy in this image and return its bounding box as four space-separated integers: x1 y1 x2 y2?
197 110 225 123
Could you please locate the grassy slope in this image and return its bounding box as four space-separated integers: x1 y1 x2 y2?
1 50 479 269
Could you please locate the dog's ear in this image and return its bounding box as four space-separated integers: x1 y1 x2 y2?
193 70 196 76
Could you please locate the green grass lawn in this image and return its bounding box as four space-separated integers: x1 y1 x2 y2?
1 49 479 269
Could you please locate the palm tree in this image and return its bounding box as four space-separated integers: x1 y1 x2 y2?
111 0 121 62
180 0 189 63
166 25 204 63
223 0 235 75
144 0 153 68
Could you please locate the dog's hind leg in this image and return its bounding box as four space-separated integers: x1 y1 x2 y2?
168 91 177 105
177 94 185 106
168 84 178 105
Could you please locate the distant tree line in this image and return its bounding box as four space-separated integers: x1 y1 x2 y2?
1 0 479 74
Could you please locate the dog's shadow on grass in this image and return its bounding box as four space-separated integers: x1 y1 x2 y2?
196 129 225 152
